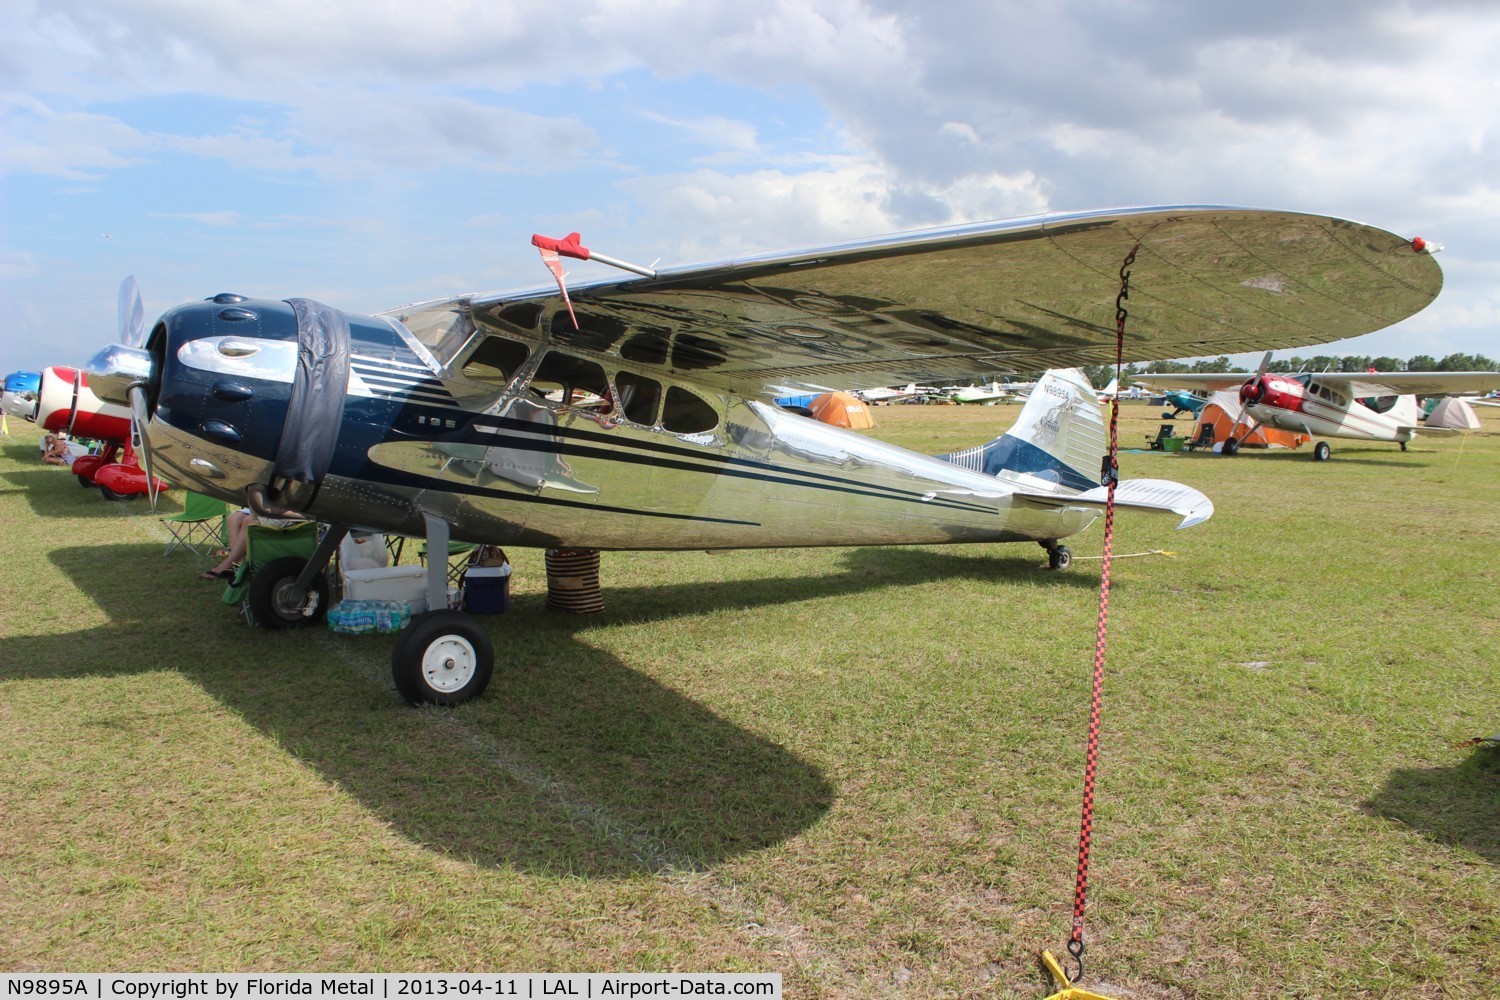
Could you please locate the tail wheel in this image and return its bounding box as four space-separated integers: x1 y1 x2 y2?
246 556 329 630
391 610 495 705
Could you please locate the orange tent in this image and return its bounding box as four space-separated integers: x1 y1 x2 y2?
1194 391 1308 450
809 391 875 429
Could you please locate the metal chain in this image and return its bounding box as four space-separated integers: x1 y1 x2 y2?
1066 242 1138 984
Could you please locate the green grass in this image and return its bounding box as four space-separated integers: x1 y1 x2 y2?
1 408 1496 997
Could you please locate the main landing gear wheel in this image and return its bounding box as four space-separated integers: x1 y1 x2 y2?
1043 543 1072 571
1400 441 1408 452
1313 441 1331 462
99 485 132 501
247 556 329 630
1222 438 1240 456
391 610 494 706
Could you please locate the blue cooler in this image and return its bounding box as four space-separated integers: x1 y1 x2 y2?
464 564 511 614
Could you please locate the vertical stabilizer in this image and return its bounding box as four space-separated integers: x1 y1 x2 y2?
935 368 1106 490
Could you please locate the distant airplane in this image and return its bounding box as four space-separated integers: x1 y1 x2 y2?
1157 388 1209 418
941 381 1017 404
852 382 934 404
1133 355 1500 460
2 370 41 421
80 206 1441 703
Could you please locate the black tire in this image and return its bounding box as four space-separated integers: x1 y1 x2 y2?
1222 438 1240 456
1399 441 1408 452
1048 545 1072 571
99 485 132 501
1313 441 1331 462
247 555 329 630
391 610 494 706
77 474 93 488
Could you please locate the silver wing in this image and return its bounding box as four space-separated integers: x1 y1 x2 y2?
386 205 1442 394
1297 372 1500 398
1130 373 1257 393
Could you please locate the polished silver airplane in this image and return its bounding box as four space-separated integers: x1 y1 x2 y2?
83 205 1442 704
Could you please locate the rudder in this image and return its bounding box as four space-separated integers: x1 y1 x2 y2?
935 368 1107 490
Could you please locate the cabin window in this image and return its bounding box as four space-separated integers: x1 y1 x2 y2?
661 386 719 434
461 336 531 385
531 351 611 410
615 371 662 425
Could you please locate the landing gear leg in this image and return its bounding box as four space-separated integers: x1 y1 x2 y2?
390 512 495 705
1041 541 1072 571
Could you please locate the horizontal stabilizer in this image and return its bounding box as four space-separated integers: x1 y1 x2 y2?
1012 478 1214 530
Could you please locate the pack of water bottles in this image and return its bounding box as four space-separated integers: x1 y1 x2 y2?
326 599 412 634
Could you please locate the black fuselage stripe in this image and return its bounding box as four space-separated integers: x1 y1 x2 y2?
468 415 995 511
459 430 996 516
366 466 760 526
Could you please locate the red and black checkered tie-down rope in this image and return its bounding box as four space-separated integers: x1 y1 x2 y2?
1065 243 1137 984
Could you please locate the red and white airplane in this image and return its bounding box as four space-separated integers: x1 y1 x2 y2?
1133 358 1500 460
35 363 168 500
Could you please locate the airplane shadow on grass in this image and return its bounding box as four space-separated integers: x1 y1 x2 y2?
20 541 1090 878
1365 747 1500 865
1136 448 1418 469
0 464 170 518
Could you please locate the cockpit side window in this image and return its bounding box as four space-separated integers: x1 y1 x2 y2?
461 336 531 385
615 371 662 425
661 386 719 434
532 351 611 409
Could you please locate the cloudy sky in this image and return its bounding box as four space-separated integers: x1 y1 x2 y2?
3 0 1497 376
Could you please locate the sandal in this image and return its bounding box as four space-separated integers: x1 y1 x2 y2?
200 568 234 580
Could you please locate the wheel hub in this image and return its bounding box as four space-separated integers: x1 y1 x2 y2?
422 635 478 693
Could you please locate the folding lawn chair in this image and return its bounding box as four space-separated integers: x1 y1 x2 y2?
1184 422 1217 452
420 540 480 588
221 521 325 626
161 491 229 556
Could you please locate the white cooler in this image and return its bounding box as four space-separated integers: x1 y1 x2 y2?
343 564 429 612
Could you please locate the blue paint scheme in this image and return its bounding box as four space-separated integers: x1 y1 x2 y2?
935 433 1099 492
1161 389 1208 416
4 371 41 393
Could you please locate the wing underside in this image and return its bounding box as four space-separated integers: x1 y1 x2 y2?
388 206 1443 395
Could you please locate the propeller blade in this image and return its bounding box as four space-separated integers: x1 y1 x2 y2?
127 383 159 509
118 276 145 348
1256 351 1272 375
66 369 83 437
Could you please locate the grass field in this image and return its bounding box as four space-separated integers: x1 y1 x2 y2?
1 404 1496 998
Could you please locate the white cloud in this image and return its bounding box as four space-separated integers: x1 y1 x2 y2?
2 0 1498 368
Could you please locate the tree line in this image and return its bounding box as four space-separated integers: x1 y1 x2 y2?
1069 352 1498 389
